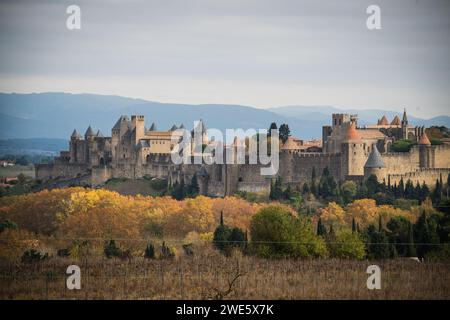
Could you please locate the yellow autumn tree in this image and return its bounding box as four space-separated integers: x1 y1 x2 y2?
345 199 379 228
316 202 346 227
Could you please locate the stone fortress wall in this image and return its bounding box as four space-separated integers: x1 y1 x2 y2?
36 110 450 196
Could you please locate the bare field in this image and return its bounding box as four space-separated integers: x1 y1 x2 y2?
1 247 449 300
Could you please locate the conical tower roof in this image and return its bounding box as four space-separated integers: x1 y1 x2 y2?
419 132 431 146
71 129 81 139
149 123 157 131
379 115 389 125
112 115 129 130
96 130 104 137
365 145 385 168
345 123 362 142
390 115 401 125
85 125 95 137
169 124 178 131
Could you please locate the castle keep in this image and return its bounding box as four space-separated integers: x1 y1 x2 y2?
36 110 450 196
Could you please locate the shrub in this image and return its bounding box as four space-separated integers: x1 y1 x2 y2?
327 229 366 260
182 243 194 256
21 249 48 263
57 248 70 257
213 212 247 254
0 219 18 233
160 241 175 259
150 178 167 191
104 240 121 258
250 205 328 258
390 139 417 152
144 242 155 259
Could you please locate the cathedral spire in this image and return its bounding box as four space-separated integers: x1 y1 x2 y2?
401 108 408 126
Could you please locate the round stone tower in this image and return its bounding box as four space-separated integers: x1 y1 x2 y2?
364 144 386 181
418 132 432 168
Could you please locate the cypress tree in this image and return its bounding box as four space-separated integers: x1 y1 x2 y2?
378 215 384 232
421 182 430 201
432 179 442 205
310 180 317 196
414 181 422 202
144 242 155 259
329 224 335 236
447 173 450 198
302 182 310 195
317 218 327 236
273 176 283 200
188 174 200 197
405 179 414 199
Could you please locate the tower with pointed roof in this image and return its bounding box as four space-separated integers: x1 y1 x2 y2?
364 145 386 180
85 125 95 139
419 132 434 168
341 123 366 177
401 108 409 139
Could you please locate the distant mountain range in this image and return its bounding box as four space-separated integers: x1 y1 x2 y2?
1 93 449 144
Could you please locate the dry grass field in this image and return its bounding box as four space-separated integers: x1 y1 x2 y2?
1 246 449 300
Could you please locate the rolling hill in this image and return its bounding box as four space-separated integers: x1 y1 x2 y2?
0 93 449 144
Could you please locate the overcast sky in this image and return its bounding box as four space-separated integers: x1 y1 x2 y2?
0 0 449 117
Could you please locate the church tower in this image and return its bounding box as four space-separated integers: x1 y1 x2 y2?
401 108 409 139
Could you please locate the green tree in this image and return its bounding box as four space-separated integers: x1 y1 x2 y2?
341 181 357 204
283 184 293 200
387 216 411 257
390 139 416 152
104 240 121 258
187 174 200 198
317 217 327 236
420 182 430 202
0 219 18 233
405 179 415 199
144 242 155 259
270 177 283 200
250 205 327 258
352 217 357 233
366 174 380 196
213 212 247 254
414 210 440 259
171 179 187 200
432 179 442 205
364 225 397 259
279 124 291 143
268 122 278 137
327 229 366 260
302 182 310 195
